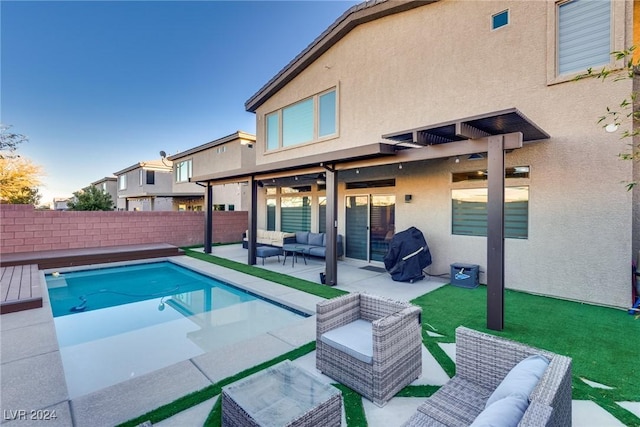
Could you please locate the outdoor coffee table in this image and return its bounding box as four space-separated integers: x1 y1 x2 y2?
282 245 308 267
222 360 342 427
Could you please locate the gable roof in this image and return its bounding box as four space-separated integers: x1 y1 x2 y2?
167 131 255 161
113 159 172 176
244 0 438 113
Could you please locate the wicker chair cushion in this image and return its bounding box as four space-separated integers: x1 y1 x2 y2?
319 319 373 364
485 355 550 408
470 395 529 427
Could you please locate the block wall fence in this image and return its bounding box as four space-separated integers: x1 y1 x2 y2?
0 204 248 254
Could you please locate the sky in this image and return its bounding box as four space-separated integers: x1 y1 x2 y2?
1 0 358 206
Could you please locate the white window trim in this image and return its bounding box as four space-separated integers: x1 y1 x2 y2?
546 0 626 85
491 9 509 31
265 86 339 152
175 159 192 183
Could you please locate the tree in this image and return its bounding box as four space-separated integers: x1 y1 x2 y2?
0 156 43 204
0 124 28 159
576 47 640 190
67 186 114 211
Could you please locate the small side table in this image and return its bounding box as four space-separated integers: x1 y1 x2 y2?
222 360 342 427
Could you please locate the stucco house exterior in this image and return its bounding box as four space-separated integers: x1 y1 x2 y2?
114 159 184 211
90 176 117 209
193 0 638 316
167 131 256 212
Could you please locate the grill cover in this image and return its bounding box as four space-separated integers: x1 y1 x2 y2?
383 226 432 282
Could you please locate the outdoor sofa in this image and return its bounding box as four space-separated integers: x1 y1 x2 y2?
316 293 422 407
402 326 572 427
283 231 344 259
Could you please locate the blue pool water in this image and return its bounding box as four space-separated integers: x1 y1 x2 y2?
46 261 307 398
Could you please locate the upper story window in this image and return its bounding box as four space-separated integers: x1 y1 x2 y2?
557 0 611 76
175 159 192 183
139 170 155 185
266 88 337 151
492 10 509 30
216 146 227 154
118 175 127 190
101 182 107 192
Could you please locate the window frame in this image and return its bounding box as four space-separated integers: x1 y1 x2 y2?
175 159 192 183
491 9 509 30
265 87 338 151
118 174 127 191
547 0 624 85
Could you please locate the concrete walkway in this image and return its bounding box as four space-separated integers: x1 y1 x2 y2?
1 245 637 426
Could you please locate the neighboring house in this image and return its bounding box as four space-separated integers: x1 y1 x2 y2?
52 197 70 211
113 159 182 211
193 0 637 312
166 131 256 212
91 176 117 209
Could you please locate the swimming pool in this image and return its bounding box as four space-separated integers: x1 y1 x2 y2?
46 261 308 398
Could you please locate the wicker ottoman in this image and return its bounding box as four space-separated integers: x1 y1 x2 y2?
222 360 342 427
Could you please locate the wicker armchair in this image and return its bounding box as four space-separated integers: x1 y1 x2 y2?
316 293 423 407
402 326 572 427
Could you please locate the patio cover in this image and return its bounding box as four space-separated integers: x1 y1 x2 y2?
384 108 550 330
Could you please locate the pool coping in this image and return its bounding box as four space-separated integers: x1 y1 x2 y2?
1 255 323 427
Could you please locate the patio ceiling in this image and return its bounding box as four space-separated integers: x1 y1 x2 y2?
383 108 550 148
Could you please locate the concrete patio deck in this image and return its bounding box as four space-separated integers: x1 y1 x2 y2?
1 244 636 426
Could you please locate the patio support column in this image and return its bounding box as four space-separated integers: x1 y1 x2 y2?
487 135 505 331
248 176 258 266
325 167 338 286
204 182 213 254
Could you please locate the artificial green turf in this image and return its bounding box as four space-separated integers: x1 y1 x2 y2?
183 248 348 299
118 342 316 427
124 250 640 426
413 284 640 426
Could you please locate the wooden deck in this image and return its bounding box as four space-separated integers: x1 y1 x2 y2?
0 243 184 269
1 264 42 314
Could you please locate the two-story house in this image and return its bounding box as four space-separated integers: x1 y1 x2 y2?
167 131 256 212
192 0 637 315
114 159 182 211
90 176 117 209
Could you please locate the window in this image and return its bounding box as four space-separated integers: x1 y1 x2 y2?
265 88 337 150
557 0 611 75
140 170 154 185
267 199 276 231
492 10 509 30
452 166 530 183
176 160 192 183
283 98 314 146
101 182 107 192
318 197 326 233
452 186 529 239
266 113 279 150
119 175 127 190
281 196 311 232
216 146 227 154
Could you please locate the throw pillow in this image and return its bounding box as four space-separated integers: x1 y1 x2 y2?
470 395 529 427
485 354 550 408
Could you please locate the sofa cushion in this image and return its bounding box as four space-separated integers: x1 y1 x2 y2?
470 394 529 427
308 232 324 246
320 319 373 364
485 354 550 408
308 247 327 258
295 231 309 244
